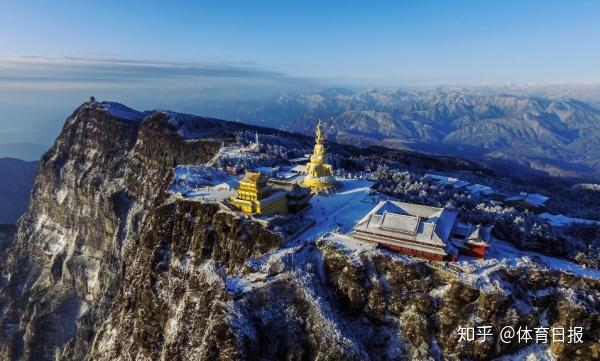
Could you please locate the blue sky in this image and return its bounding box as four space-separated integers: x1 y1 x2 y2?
0 0 599 154
2 0 599 83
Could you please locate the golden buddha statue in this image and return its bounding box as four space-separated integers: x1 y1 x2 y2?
303 120 335 192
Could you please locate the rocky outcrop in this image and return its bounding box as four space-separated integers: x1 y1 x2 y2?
0 102 228 360
318 244 600 360
87 200 282 360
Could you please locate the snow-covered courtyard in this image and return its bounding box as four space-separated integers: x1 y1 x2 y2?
168 165 238 202
293 179 385 243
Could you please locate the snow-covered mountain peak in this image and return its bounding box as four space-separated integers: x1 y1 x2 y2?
93 100 149 122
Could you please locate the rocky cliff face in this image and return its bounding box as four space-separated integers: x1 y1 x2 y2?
0 102 237 360
1 101 598 360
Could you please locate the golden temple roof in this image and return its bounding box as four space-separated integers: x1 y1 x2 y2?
240 171 264 184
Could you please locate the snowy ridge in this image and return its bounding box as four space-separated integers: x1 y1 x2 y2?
97 101 149 121
162 111 220 139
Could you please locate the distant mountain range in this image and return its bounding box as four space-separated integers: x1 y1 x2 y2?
189 88 600 181
0 118 60 160
0 142 50 161
0 158 38 223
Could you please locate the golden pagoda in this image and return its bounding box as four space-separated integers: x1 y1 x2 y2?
229 171 288 215
303 120 336 192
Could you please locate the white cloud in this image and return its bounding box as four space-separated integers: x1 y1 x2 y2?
0 55 290 88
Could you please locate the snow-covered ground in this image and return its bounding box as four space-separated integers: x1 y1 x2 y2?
99 101 147 121
168 165 238 202
164 112 217 139
455 237 600 283
329 233 376 253
293 179 384 243
205 142 262 167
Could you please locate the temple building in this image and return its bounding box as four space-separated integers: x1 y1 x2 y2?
351 200 492 261
450 223 491 258
229 171 288 215
351 201 460 261
303 120 336 192
270 180 312 213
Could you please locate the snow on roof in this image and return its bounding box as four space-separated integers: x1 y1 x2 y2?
257 190 287 204
523 193 549 207
380 212 420 233
276 171 298 180
538 212 599 227
356 200 458 247
254 166 279 175
288 157 309 163
466 225 492 246
241 171 264 184
269 181 306 194
213 182 232 190
507 192 549 207
425 173 469 188
99 101 147 121
372 201 445 219
292 164 307 173
466 183 495 195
